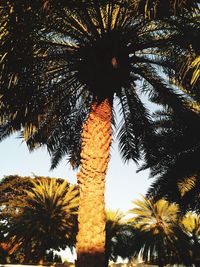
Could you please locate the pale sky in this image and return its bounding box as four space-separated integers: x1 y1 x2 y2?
0 133 152 213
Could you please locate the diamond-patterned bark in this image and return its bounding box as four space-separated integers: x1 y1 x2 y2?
76 99 112 267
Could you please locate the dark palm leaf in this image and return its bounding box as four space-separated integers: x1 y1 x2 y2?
0 0 198 168
144 105 200 212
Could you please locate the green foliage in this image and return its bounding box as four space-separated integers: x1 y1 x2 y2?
0 222 9 263
45 250 62 263
136 0 199 18
179 211 200 265
0 175 79 264
128 196 191 266
0 175 33 220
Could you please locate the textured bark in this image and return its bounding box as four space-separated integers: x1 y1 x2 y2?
76 99 112 267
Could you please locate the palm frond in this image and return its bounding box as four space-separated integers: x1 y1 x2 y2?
0 0 198 170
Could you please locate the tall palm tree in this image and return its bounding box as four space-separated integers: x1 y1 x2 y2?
128 197 184 267
0 1 198 266
8 178 79 264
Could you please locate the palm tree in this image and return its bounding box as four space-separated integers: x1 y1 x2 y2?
179 212 200 267
0 1 198 266
105 210 135 267
7 178 79 264
128 196 184 267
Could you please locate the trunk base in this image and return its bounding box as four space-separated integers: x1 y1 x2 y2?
76 252 105 267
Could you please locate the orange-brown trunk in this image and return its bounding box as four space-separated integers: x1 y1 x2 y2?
76 99 112 267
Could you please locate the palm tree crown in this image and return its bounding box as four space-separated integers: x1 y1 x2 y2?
0 0 197 166
129 197 181 266
130 197 179 234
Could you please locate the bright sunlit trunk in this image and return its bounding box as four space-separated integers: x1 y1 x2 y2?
76 99 112 267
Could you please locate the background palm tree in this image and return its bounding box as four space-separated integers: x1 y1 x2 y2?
179 212 200 267
128 196 186 267
6 178 79 264
0 1 198 266
105 210 135 267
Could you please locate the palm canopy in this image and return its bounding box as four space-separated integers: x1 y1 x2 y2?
105 210 138 263
0 0 198 168
128 197 186 266
129 197 179 234
7 178 79 263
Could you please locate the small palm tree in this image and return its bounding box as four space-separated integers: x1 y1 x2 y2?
179 212 200 267
8 178 79 264
105 210 134 267
129 196 182 267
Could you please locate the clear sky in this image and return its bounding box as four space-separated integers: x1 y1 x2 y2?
0 133 152 213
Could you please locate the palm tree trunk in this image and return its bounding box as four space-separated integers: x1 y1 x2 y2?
76 99 112 267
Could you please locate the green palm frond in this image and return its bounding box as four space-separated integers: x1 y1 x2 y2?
144 100 200 212
106 209 124 223
189 56 200 86
129 196 179 235
128 196 183 265
118 86 156 163
180 211 200 235
179 211 200 262
26 178 79 219
177 175 197 197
